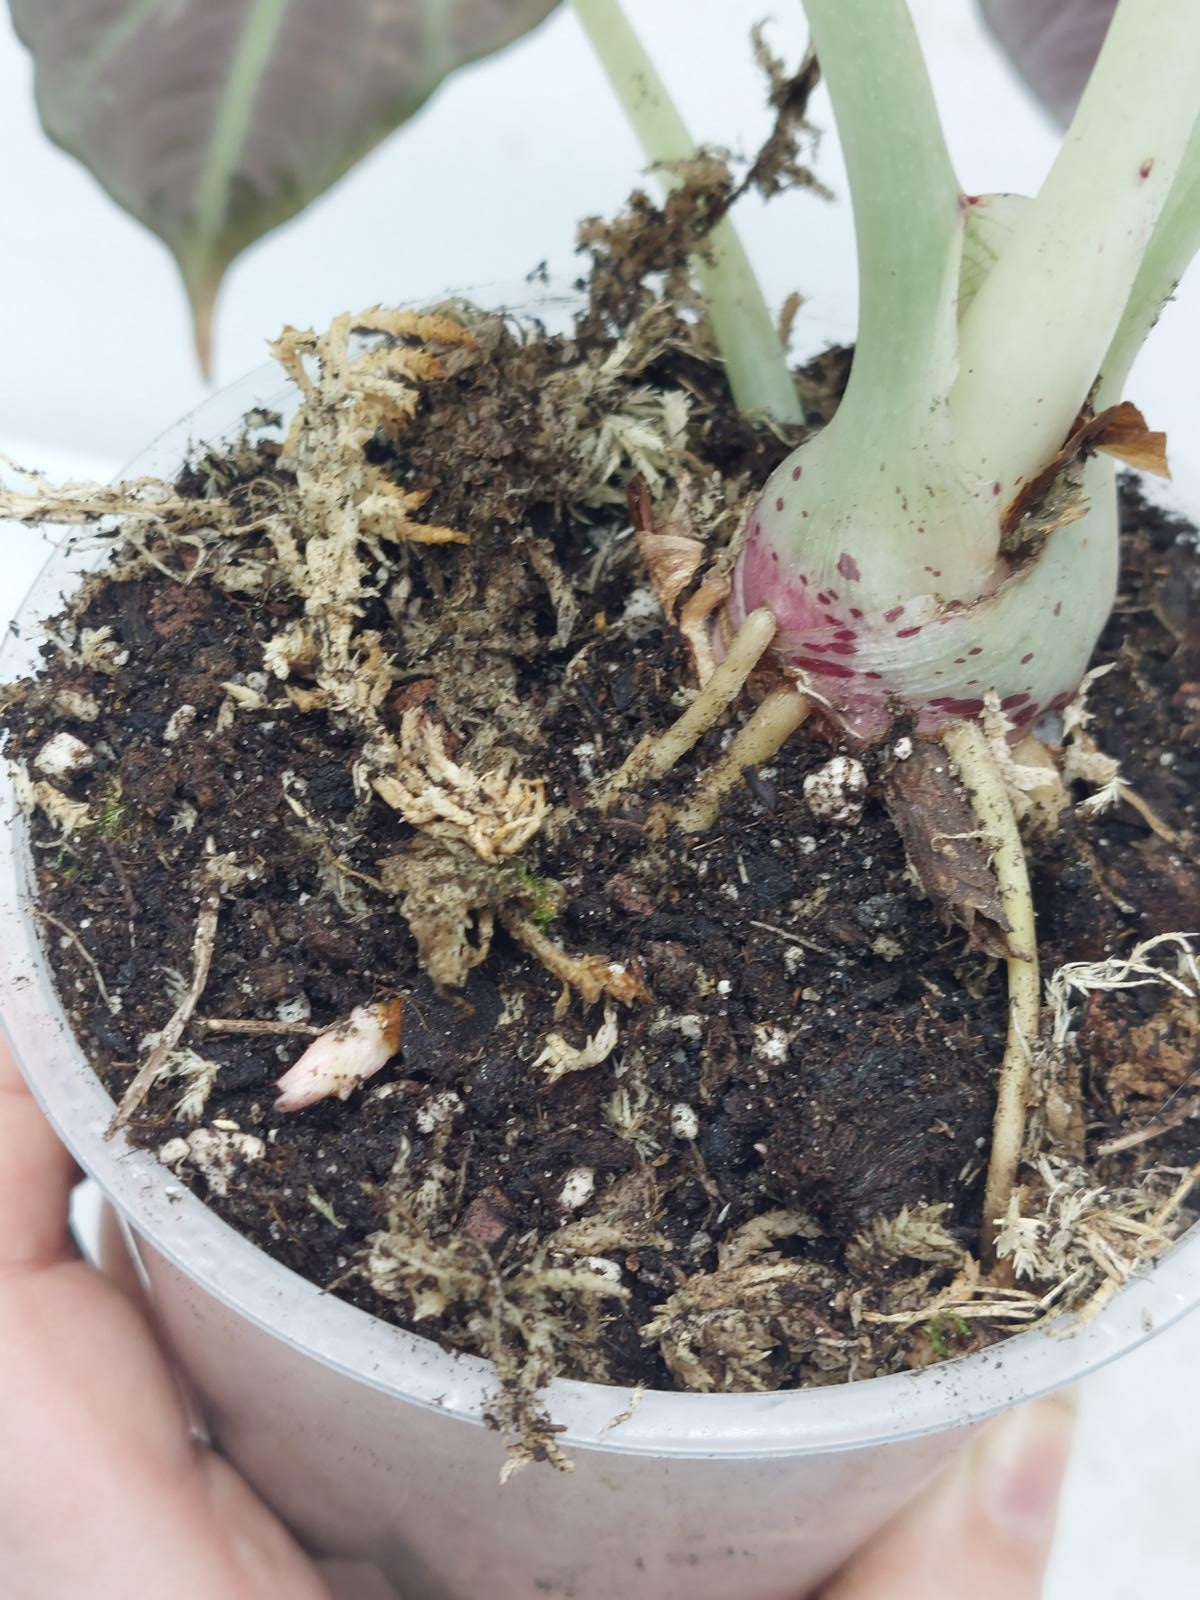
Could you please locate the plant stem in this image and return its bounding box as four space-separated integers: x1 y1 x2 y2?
1100 119 1200 402
571 0 804 424
676 686 810 834
953 0 1200 497
596 606 778 810
738 0 992 604
799 0 962 439
942 721 1040 1265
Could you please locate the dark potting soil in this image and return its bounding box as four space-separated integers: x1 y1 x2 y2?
2 299 1198 1441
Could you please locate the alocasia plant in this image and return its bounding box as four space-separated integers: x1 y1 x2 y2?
8 0 1200 1246
728 0 1199 740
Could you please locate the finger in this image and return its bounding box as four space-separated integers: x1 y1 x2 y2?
820 1394 1076 1600
0 1207 332 1598
97 1198 149 1298
319 1559 405 1599
96 1198 215 1444
0 1032 80 1274
0 1047 331 1596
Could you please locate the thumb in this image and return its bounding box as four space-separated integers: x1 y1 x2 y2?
820 1394 1076 1600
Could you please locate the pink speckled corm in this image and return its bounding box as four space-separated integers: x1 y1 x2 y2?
716 0 1195 745
726 452 1117 741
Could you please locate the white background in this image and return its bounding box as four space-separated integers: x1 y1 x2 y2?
1 3 1196 1594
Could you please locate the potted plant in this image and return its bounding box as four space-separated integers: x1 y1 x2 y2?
1 2 1198 1596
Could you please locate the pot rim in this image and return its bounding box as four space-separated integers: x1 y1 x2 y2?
2 325 1198 1462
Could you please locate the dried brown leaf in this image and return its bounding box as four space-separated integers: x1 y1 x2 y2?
677 575 731 687
629 477 705 626
1092 402 1170 475
884 740 1016 959
1003 400 1169 539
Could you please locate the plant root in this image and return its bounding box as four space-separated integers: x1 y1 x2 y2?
199 1017 324 1038
1096 1098 1200 1155
34 907 118 1014
941 719 1040 1264
1116 782 1191 851
500 911 650 1010
861 1259 1054 1333
593 605 778 812
1051 933 1200 1155
111 893 220 1129
675 685 811 834
1062 691 1192 851
1047 931 1200 1042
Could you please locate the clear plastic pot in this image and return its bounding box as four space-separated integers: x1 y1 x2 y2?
2 317 1199 1600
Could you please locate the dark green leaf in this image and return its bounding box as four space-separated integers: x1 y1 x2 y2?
10 0 562 368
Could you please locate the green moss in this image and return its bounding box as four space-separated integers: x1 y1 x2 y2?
51 842 95 883
512 861 560 930
97 779 131 840
924 1310 972 1358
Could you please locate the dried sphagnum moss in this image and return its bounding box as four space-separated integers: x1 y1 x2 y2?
363 1167 626 1476
2 293 723 1463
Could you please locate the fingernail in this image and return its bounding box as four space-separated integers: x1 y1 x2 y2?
976 1393 1076 1552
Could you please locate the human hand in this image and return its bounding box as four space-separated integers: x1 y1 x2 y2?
817 1395 1075 1599
0 1033 333 1599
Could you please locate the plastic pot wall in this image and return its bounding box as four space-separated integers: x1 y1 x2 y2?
3 349 1199 1600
